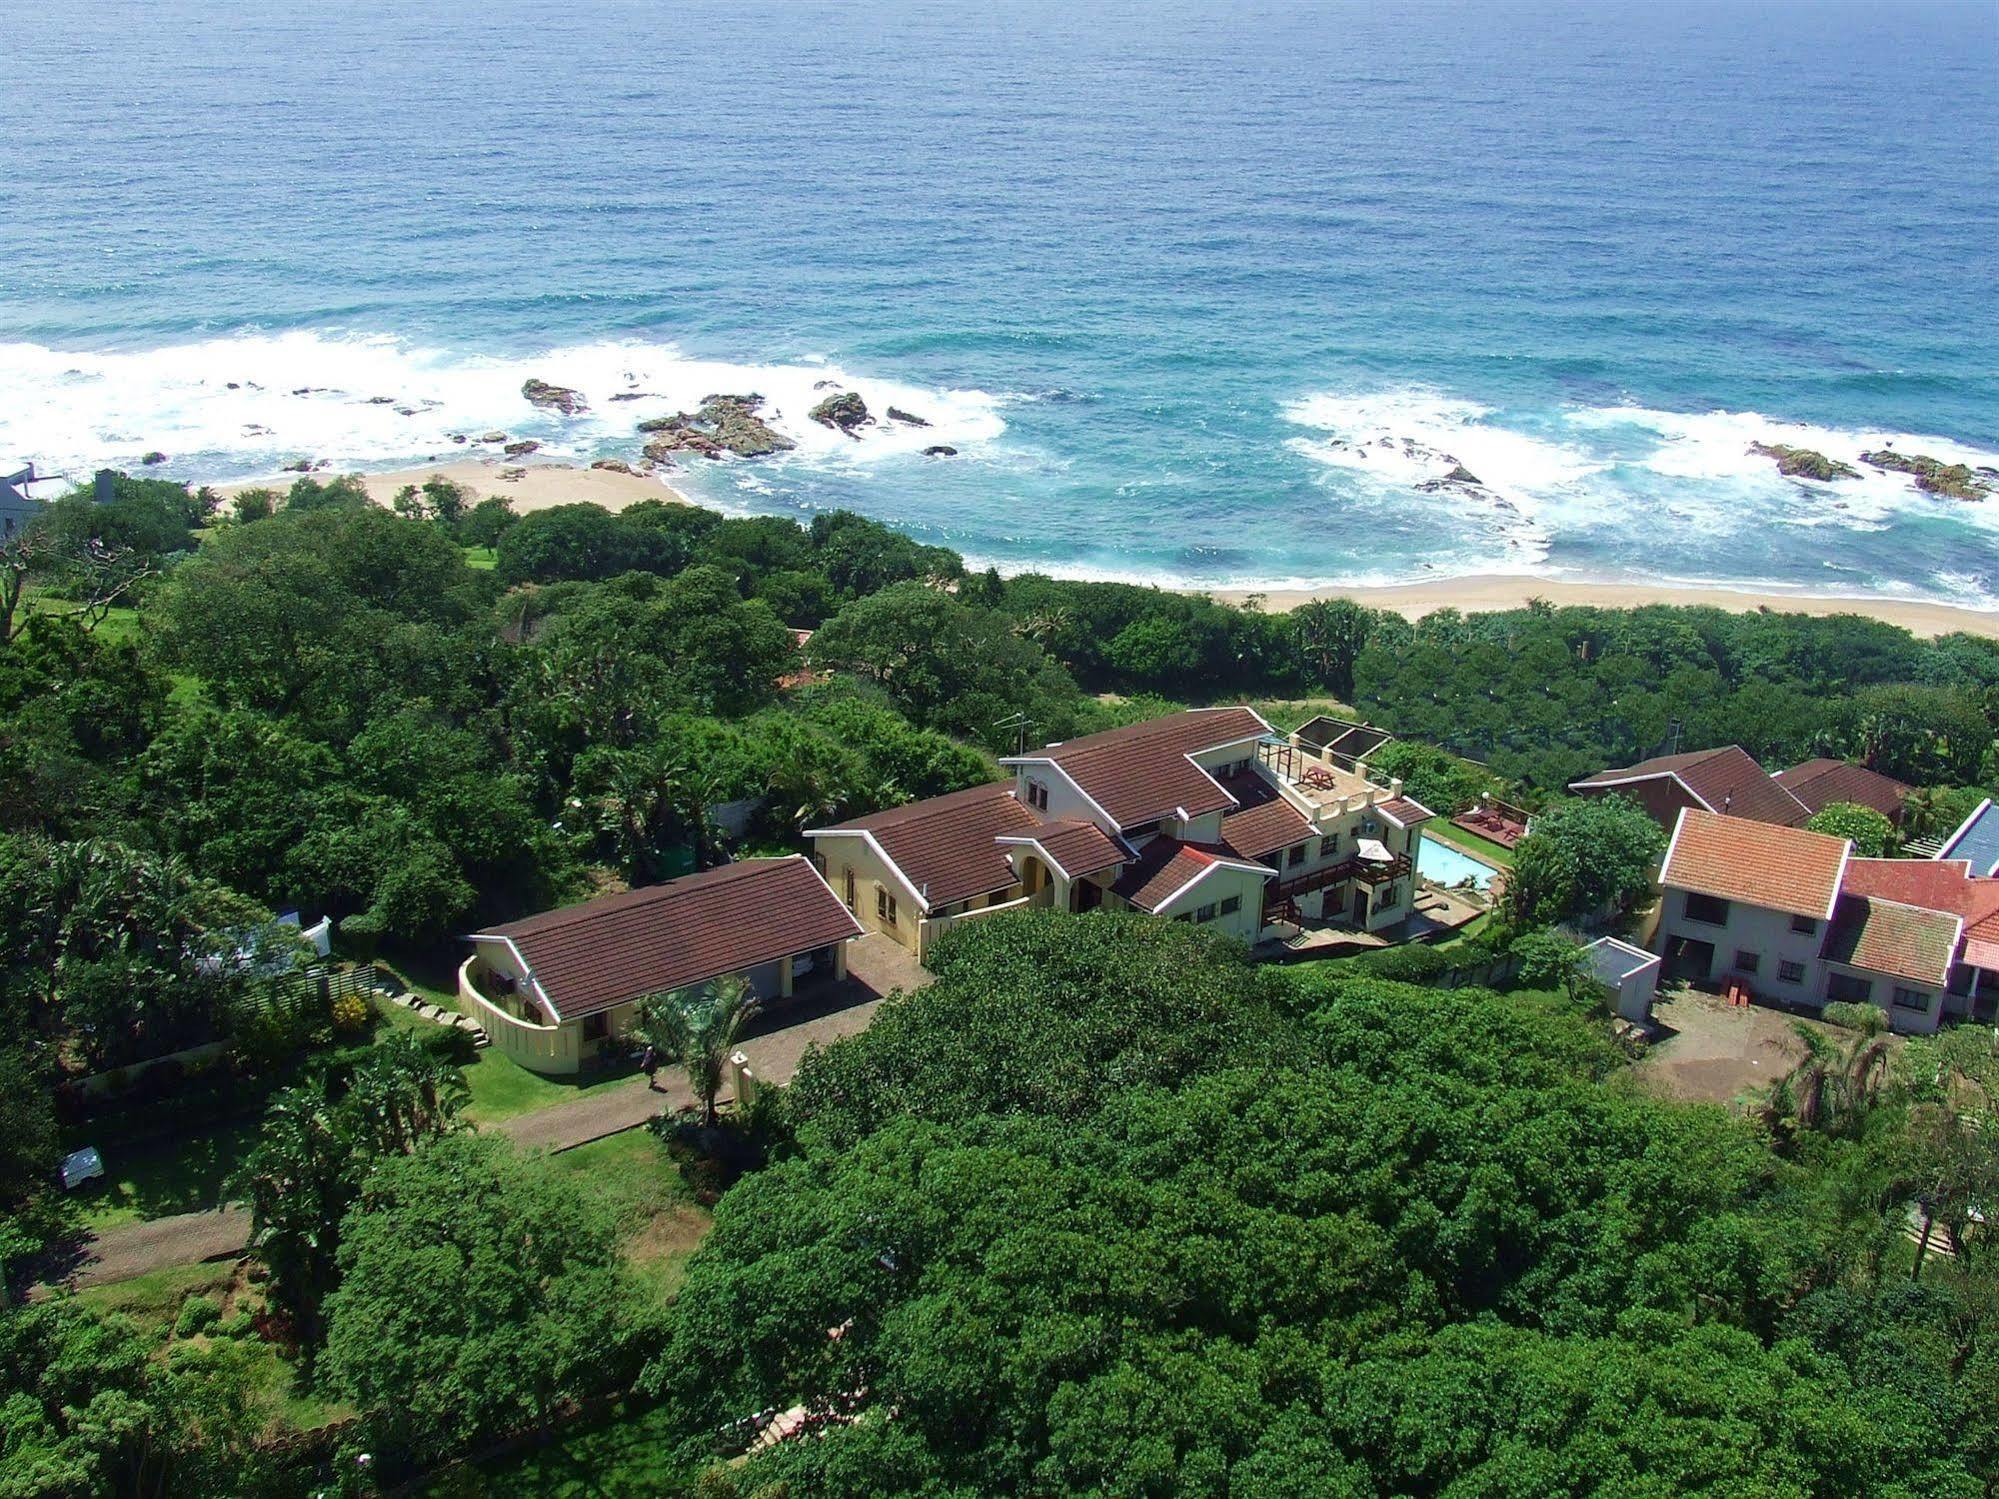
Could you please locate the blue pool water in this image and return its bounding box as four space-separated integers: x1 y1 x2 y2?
4 0 1996 604
1417 835 1501 892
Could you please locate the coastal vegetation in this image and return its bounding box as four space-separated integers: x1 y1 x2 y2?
1 470 1997 1491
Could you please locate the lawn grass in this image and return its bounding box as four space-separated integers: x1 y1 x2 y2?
74 1117 261 1230
544 1128 712 1302
1424 816 1518 868
459 1050 640 1125
75 1259 240 1331
462 545 498 570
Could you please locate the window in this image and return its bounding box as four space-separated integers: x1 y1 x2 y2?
1126 818 1164 840
1025 780 1049 812
1375 882 1399 910
1733 950 1761 974
1319 834 1340 859
1219 895 1241 916
1892 986 1930 1012
1194 902 1217 923
876 887 899 928
843 867 856 911
1682 892 1729 925
1287 843 1308 867
1778 960 1806 984
582 1013 609 1042
1790 914 1817 935
1826 972 1873 1004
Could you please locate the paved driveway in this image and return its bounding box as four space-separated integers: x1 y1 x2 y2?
46 934 933 1292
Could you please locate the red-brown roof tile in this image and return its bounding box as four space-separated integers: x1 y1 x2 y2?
1661 807 1849 919
1377 795 1436 828
1776 759 1912 821
1018 707 1270 829
1215 769 1314 859
475 857 860 1021
815 782 1040 911
1000 819 1129 879
1110 837 1270 913
1822 895 1962 988
1574 745 1810 826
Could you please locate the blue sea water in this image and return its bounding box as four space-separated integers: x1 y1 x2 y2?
4 0 1997 603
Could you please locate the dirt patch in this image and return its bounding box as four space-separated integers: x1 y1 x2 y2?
1630 987 1816 1106
625 1203 712 1299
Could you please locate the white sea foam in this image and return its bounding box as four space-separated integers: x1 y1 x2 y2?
0 332 1006 483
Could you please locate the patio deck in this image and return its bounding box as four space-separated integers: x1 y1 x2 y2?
1253 886 1482 961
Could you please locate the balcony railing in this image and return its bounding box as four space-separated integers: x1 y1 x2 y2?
1275 854 1411 900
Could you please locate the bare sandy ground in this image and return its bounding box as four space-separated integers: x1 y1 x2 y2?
1212 575 1999 640
213 460 1999 640
212 457 691 514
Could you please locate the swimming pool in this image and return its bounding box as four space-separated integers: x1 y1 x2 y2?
1416 834 1501 891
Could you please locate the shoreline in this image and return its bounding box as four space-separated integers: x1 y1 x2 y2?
212 460 1999 641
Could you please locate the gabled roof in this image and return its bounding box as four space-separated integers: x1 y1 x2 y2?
472 857 860 1021
1572 745 1810 827
1774 759 1912 821
1214 769 1314 859
1940 799 1999 878
1005 707 1271 830
996 819 1130 881
1110 837 1271 914
811 782 1038 912
1822 895 1962 989
1660 807 1849 920
1844 856 1999 975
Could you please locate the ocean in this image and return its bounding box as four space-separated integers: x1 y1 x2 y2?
5 0 1997 605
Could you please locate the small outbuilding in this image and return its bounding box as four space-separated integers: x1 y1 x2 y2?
1584 936 1662 1022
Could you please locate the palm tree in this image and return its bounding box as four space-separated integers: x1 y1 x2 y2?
341 1031 469 1156
627 974 763 1127
1769 1005 1892 1139
229 1083 355 1350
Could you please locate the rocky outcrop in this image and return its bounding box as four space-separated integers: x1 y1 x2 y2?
637 394 795 462
1862 449 1992 501
478 431 508 444
924 445 958 457
522 378 588 416
1415 461 1487 494
498 466 527 481
1750 442 1858 482
1443 464 1481 485
591 458 637 474
366 395 396 405
504 440 541 457
140 451 167 466
449 433 469 444
810 391 871 436
887 406 930 427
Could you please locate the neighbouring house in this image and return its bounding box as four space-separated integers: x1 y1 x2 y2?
1938 798 1999 877
0 465 45 540
1570 745 1811 830
460 856 861 1075
1654 807 1999 1034
1773 758 1913 825
809 707 1436 961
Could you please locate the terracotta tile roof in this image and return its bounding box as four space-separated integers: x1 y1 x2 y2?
1000 819 1129 880
1574 745 1810 826
1110 837 1264 914
1016 707 1271 829
1775 759 1912 821
1214 770 1314 859
1661 807 1849 919
1844 857 1999 975
475 857 860 1021
814 782 1040 911
1376 795 1436 828
1822 895 1962 989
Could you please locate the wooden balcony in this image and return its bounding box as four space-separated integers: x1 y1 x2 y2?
1274 854 1411 901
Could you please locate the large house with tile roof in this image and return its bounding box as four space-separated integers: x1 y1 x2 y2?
1571 745 1812 830
1654 807 1999 1034
1773 758 1913 825
809 707 1435 960
460 856 861 1074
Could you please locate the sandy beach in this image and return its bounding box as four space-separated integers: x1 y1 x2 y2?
214 460 1999 642
1211 577 1999 640
212 457 694 515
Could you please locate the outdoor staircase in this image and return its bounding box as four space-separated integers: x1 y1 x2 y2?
374 975 490 1049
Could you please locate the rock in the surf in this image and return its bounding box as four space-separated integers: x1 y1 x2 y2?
1861 448 1991 501
810 391 871 436
923 445 958 457
887 406 930 427
503 440 541 456
522 378 588 416
1750 442 1859 482
639 394 793 460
